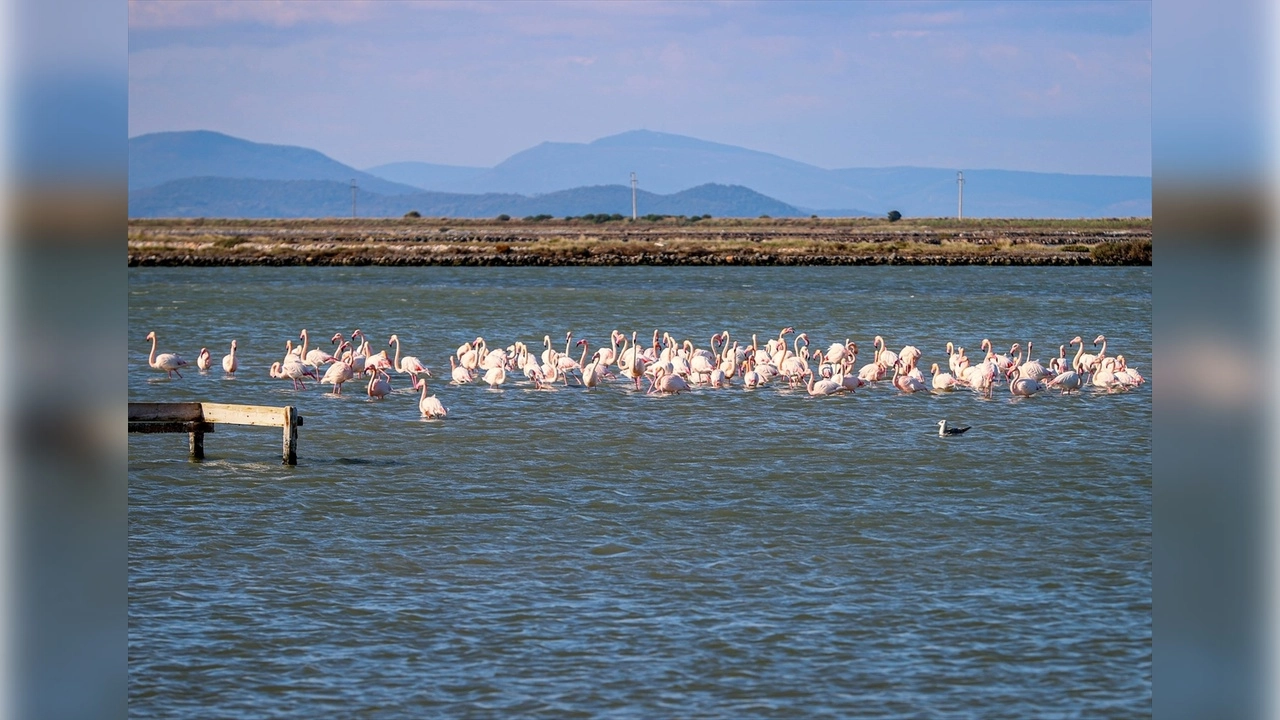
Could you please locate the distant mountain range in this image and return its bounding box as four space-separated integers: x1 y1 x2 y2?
129 130 1151 218
128 178 806 219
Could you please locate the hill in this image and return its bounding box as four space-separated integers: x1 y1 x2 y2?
129 131 420 196
127 178 811 219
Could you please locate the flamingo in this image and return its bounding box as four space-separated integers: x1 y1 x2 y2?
418 380 448 418
222 339 239 374
577 339 602 388
892 361 929 393
874 336 899 368
1090 356 1121 389
1078 335 1107 372
1007 366 1043 398
271 357 316 390
367 368 392 399
389 334 431 390
930 363 958 391
804 369 842 396
946 342 963 376
449 356 474 384
483 364 507 389
965 359 997 398
1017 341 1051 380
299 329 336 373
1114 355 1146 386
321 344 355 395
144 331 187 378
618 332 649 390
195 347 212 373
1046 366 1083 394
647 365 690 395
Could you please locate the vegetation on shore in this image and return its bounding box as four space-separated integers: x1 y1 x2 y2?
128 217 1151 266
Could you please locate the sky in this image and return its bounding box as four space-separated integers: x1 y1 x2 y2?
128 1 1151 177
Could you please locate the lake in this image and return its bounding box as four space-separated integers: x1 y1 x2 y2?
129 266 1151 716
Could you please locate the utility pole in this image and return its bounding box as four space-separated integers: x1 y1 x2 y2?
351 179 358 218
957 171 964 220
630 172 638 220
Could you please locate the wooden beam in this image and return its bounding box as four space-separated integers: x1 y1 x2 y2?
128 402 203 423
201 402 289 427
129 421 215 434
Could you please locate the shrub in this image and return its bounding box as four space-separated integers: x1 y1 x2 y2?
496 214 511 222
1090 238 1151 264
887 210 902 222
403 210 421 218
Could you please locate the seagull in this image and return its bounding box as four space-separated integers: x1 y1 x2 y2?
938 420 971 437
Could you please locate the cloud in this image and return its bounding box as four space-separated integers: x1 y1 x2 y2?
128 0 375 29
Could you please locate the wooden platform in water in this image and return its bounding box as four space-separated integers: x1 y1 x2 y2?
128 402 303 465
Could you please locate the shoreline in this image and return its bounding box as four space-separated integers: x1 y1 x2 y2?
129 217 1152 267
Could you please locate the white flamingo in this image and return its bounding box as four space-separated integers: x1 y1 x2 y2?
804 369 843 396
647 365 690 395
449 356 474 384
930 363 958 391
145 331 187 379
418 380 448 418
222 339 239 374
367 368 392 399
483 364 507 389
195 347 212 373
1007 366 1043 398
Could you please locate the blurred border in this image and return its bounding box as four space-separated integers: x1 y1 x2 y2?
6 0 127 718
1154 0 1276 719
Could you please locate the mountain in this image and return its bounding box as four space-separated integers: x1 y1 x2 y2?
127 178 810 219
362 161 487 191
129 130 420 196
129 129 1150 218
425 129 1149 218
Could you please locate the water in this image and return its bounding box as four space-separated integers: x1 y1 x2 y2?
129 266 1151 716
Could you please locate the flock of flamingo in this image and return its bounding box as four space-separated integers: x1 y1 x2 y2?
143 327 1146 420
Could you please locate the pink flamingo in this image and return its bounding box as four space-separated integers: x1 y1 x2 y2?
195 347 212 372
389 334 431 390
321 343 355 395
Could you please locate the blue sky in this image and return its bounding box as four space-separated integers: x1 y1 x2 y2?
128 1 1151 176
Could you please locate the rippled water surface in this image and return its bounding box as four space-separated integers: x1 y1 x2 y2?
129 266 1150 717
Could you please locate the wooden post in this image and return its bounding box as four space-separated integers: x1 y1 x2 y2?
189 430 204 460
283 405 298 466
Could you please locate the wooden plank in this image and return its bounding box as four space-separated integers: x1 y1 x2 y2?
129 421 215 434
201 402 288 427
128 402 203 422
190 431 204 460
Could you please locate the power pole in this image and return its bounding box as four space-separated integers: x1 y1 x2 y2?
957 171 964 220
351 179 358 218
630 172 638 220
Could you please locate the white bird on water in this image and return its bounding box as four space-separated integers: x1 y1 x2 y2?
938 420 971 437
